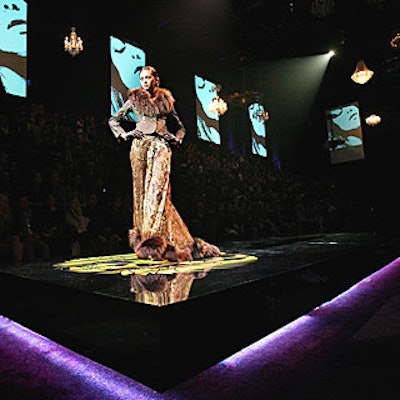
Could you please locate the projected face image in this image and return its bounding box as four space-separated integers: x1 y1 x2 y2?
326 101 365 164
330 104 361 131
0 0 27 97
249 103 266 132
110 36 146 119
195 75 218 120
248 103 267 157
110 36 145 89
195 75 221 145
328 103 362 148
0 0 27 55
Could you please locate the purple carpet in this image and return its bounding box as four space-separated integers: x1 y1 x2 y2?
1 257 400 399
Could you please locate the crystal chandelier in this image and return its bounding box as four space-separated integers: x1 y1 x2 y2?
226 90 263 108
390 32 400 48
351 60 374 84
208 85 228 116
64 27 83 56
365 114 381 126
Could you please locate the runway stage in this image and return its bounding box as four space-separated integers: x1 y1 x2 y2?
0 232 392 391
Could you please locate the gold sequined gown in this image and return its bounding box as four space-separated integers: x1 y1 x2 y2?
109 87 220 261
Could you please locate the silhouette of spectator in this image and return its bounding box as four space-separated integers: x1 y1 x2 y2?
102 194 132 253
47 171 67 210
65 195 98 256
82 192 121 255
27 171 47 207
14 194 50 263
36 194 71 258
0 193 24 266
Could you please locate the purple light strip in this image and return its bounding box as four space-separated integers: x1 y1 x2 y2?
221 257 400 367
0 316 162 400
164 257 400 399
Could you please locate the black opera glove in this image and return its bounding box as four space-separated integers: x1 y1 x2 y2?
121 129 145 141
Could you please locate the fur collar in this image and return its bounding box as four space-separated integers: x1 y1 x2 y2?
128 87 175 117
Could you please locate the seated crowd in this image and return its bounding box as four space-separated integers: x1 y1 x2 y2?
0 103 379 266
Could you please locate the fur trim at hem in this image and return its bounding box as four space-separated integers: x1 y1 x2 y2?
192 237 221 259
128 230 220 262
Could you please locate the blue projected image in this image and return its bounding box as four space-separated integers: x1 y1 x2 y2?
194 74 221 145
110 36 146 121
0 0 27 97
248 102 267 157
326 101 365 164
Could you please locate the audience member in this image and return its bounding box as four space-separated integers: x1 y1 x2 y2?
0 193 24 266
14 194 50 263
65 194 98 256
37 194 71 257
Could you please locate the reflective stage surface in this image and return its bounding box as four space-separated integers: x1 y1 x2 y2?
0 232 378 305
0 232 394 391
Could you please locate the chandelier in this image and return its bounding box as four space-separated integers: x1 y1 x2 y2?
390 32 400 48
351 60 374 84
64 27 83 56
365 114 382 126
226 90 263 108
208 85 228 116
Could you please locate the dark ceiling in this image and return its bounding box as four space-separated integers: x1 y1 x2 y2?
40 0 398 65
102 0 399 67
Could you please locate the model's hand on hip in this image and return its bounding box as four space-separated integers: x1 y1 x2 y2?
164 132 182 145
122 129 144 140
